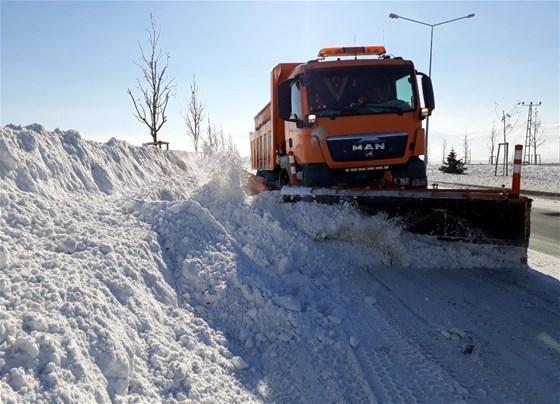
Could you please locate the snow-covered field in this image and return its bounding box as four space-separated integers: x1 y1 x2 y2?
429 163 560 194
1 125 559 403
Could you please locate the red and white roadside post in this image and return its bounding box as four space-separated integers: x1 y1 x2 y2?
288 151 297 185
511 144 523 197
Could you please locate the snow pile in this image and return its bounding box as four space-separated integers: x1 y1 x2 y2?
0 124 191 197
429 163 560 194
0 125 533 403
0 126 256 402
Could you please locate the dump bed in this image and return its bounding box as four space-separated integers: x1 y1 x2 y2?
250 63 299 171
250 103 273 170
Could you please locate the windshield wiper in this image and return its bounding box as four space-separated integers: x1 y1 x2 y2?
340 103 404 115
314 109 344 120
315 104 410 119
363 104 407 112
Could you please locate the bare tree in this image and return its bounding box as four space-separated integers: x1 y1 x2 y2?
495 102 521 144
488 123 497 164
493 102 520 174
127 12 174 143
225 133 239 157
532 109 545 164
202 116 219 155
219 127 226 153
185 75 205 153
203 121 239 158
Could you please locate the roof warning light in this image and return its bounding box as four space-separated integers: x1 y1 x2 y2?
317 46 387 58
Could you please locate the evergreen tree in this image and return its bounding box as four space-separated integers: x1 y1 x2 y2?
439 148 467 174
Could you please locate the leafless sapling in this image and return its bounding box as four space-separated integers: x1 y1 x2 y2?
185 75 205 154
496 102 521 144
127 12 174 143
202 116 219 155
532 109 545 164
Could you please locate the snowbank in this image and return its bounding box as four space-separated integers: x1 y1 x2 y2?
429 163 560 194
0 124 190 197
0 125 255 402
0 125 543 403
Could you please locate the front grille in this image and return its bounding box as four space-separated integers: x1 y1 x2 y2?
327 132 408 162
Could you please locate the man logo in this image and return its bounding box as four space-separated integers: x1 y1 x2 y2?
352 143 385 152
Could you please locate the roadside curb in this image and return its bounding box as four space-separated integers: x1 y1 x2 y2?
430 181 560 200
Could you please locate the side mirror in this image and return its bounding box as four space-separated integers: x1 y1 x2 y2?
278 79 293 121
420 73 435 111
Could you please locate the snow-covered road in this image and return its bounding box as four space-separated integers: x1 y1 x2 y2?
354 261 560 403
1 126 559 403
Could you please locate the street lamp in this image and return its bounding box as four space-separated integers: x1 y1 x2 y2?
389 12 475 167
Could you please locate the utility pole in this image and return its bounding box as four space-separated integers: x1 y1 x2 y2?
519 101 541 164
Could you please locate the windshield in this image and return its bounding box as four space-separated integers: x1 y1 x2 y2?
304 66 416 117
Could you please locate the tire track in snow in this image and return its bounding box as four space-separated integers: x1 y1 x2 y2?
338 285 467 403
341 344 379 404
365 265 560 403
366 271 511 402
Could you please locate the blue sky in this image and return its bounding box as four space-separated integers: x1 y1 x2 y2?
1 1 559 161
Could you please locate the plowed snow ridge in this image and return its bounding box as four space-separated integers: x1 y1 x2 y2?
1 125 559 403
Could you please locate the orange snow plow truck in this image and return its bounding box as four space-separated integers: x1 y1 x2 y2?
248 46 531 250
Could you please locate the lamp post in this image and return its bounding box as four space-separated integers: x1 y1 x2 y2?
388 12 475 167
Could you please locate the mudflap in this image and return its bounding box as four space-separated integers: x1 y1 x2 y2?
281 187 532 249
247 173 271 194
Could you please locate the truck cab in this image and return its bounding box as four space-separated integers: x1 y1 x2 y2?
250 46 435 189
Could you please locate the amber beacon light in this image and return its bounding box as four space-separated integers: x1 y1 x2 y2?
317 46 386 58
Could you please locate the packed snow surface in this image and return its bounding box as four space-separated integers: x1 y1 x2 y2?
1 125 559 403
429 163 560 194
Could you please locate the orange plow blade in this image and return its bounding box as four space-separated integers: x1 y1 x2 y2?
280 186 532 248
